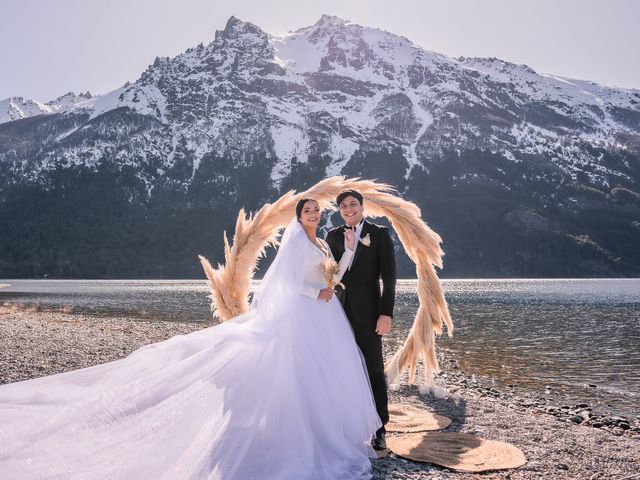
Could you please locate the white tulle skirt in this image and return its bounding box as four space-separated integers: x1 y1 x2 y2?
0 294 382 480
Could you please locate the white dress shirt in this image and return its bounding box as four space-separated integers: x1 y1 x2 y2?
344 219 365 271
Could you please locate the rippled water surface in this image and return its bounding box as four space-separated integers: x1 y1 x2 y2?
1 278 638 417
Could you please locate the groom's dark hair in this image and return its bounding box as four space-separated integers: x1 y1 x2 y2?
336 190 363 206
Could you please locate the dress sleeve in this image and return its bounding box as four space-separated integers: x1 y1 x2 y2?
324 238 354 281
298 243 322 300
337 247 354 280
299 283 321 299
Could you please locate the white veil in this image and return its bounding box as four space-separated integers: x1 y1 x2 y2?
250 217 309 311
0 219 313 459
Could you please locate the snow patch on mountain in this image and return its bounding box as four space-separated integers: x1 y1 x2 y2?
326 134 359 177
406 89 433 177
270 123 308 182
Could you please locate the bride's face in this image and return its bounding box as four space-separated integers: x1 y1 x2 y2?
299 200 321 229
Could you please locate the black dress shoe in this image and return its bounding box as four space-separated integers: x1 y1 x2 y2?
372 431 386 450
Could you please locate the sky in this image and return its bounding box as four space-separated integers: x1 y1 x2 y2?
1 0 638 102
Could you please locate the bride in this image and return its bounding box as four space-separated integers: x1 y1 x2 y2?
0 198 382 480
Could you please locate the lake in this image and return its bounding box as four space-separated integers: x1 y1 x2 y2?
1 278 638 418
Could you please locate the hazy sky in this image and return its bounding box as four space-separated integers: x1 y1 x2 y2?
1 0 638 101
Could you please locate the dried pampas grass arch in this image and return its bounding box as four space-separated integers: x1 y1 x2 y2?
198 176 453 389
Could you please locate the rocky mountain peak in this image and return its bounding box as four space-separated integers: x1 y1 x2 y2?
316 14 348 25
313 14 351 30
216 16 268 44
460 56 537 76
306 14 362 44
48 91 93 108
0 96 52 123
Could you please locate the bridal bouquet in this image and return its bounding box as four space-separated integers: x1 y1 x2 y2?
321 257 344 290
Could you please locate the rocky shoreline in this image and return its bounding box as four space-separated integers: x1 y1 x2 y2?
432 360 640 439
1 307 638 479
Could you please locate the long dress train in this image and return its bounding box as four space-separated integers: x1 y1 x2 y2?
0 220 382 479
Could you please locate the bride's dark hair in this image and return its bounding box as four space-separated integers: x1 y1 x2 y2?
295 197 317 221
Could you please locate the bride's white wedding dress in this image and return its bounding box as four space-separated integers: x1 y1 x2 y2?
0 219 382 480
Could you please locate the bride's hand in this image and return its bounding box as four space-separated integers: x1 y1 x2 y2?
318 288 334 302
344 227 356 251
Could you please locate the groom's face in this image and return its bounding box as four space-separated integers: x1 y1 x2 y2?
339 195 364 227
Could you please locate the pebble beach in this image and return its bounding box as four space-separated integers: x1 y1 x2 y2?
1 305 638 479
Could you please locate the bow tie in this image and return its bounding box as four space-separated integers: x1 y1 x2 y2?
343 221 364 231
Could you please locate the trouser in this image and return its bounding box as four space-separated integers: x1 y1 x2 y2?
344 304 389 432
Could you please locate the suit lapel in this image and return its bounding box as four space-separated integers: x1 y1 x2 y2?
349 220 371 272
334 228 346 260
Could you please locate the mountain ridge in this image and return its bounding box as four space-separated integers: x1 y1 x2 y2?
1 15 638 278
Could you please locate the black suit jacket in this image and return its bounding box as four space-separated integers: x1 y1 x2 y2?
326 220 396 327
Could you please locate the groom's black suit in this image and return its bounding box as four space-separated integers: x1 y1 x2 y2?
326 219 396 430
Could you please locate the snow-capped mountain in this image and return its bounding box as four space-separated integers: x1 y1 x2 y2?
47 91 92 109
0 97 53 124
1 15 638 278
0 91 91 124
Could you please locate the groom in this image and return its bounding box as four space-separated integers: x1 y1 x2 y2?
326 190 396 451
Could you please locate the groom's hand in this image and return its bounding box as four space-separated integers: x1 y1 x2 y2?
375 315 392 335
344 226 357 251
